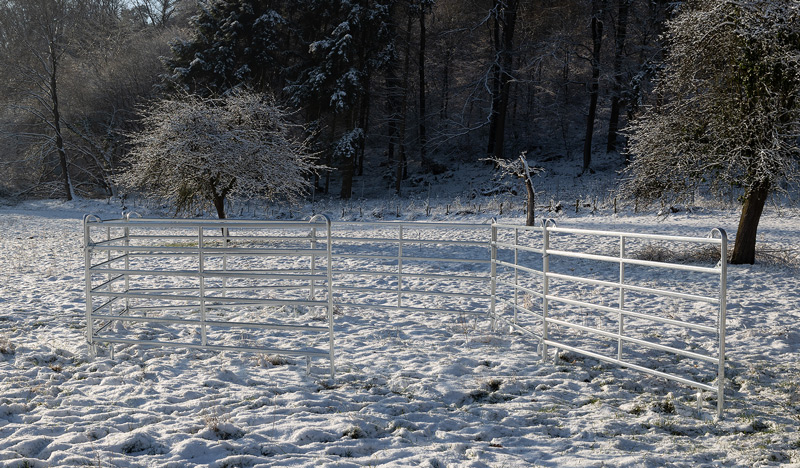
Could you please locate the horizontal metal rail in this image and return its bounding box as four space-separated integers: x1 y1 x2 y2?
334 285 490 299
93 338 331 358
546 248 721 274
331 269 490 281
547 226 723 244
541 340 717 392
336 302 486 316
91 314 329 333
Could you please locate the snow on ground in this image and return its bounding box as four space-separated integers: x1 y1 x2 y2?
1 192 800 468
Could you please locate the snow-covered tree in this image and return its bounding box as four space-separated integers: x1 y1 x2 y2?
286 0 393 199
118 90 320 219
166 0 290 95
622 0 800 264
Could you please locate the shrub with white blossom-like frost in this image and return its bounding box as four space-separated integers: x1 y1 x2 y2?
118 91 321 218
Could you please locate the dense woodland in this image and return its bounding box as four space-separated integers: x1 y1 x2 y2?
0 0 673 200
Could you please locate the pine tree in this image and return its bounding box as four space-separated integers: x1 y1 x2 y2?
286 0 394 199
167 0 291 95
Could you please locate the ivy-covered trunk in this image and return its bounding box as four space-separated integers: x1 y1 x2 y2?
731 180 770 265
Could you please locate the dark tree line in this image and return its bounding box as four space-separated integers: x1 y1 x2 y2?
0 0 672 199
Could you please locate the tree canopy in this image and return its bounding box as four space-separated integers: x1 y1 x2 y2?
622 0 800 264
117 90 320 219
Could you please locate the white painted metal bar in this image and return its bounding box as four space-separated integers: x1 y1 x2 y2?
495 297 539 320
331 270 489 281
336 302 486 316
91 314 330 332
397 225 403 308
544 271 719 304
94 337 331 358
619 236 625 361
542 340 717 392
714 228 728 420
494 259 545 277
490 221 498 330
493 241 543 254
495 278 543 299
541 220 552 361
546 248 721 274
333 286 490 299
330 237 487 247
546 226 723 244
492 222 543 232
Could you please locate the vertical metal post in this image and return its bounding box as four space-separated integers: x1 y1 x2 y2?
398 225 403 308
106 225 111 314
541 221 551 361
325 218 335 379
83 215 96 360
222 226 229 297
513 227 519 324
123 215 131 314
489 221 497 330
198 226 207 346
310 225 317 300
618 236 625 361
715 228 728 420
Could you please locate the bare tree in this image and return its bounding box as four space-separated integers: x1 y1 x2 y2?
130 0 179 27
581 0 604 174
486 0 519 160
605 0 630 154
0 0 87 200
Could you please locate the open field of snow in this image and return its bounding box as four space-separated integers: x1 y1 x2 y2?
1 197 800 467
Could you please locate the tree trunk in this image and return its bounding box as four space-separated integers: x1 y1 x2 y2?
50 41 72 201
491 0 518 160
582 0 603 174
340 152 355 199
440 48 450 120
418 4 428 166
357 75 370 177
395 8 413 195
385 10 401 167
524 176 535 226
606 0 629 154
486 1 501 157
731 181 770 265
212 194 226 219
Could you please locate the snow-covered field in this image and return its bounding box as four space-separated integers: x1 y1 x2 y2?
1 196 800 468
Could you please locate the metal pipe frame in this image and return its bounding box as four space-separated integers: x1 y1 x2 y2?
490 220 729 419
85 215 335 377
85 215 728 418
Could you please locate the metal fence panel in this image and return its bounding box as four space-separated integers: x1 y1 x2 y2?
84 214 335 377
491 220 728 418
83 215 728 417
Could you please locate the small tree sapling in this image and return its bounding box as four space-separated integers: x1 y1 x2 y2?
490 152 544 225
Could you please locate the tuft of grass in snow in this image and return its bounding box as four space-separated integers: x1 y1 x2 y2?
0 335 15 355
632 244 721 264
255 354 289 367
